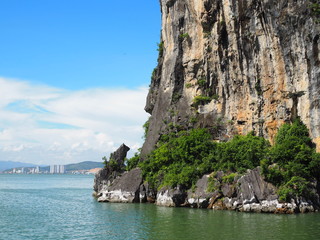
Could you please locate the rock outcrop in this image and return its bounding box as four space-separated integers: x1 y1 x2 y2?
97 168 143 203
142 0 320 158
93 144 131 200
209 168 319 213
93 167 119 194
94 144 156 203
109 143 130 169
152 167 319 213
187 174 215 208
156 186 187 207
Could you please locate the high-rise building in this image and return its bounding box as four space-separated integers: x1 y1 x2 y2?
59 165 65 174
49 165 65 174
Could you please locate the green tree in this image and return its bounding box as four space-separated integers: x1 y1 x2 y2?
140 128 217 189
215 132 270 173
266 119 315 182
262 118 319 200
125 151 140 171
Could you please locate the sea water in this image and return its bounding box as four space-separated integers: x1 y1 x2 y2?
1 174 320 240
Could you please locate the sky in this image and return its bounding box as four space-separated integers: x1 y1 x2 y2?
0 0 161 165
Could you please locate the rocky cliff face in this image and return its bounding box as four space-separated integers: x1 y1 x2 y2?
142 0 320 157
94 0 320 213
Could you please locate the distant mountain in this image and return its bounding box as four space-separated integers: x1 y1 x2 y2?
65 161 103 171
0 161 37 172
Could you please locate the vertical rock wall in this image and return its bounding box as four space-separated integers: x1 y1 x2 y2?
142 0 320 157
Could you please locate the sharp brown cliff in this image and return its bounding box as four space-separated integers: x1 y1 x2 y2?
142 0 320 158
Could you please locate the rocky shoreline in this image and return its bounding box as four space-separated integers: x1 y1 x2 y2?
93 145 320 214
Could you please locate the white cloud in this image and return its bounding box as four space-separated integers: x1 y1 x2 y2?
0 77 149 165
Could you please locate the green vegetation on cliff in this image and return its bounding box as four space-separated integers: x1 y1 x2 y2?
215 132 270 173
136 118 320 201
261 119 320 201
126 152 140 171
139 128 269 189
140 128 216 189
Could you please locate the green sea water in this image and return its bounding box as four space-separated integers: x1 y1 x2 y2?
1 174 320 240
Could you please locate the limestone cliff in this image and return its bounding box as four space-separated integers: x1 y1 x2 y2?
142 0 320 157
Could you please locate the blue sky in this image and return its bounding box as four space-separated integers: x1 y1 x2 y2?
0 0 160 89
0 1 161 165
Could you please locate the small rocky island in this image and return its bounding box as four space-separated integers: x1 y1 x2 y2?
93 143 319 214
94 0 320 214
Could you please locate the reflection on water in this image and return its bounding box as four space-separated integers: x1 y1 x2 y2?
1 174 320 240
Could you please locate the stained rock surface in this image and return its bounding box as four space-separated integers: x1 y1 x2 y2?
187 174 215 208
141 0 320 158
94 144 130 200
97 168 143 203
156 186 187 207
210 168 319 213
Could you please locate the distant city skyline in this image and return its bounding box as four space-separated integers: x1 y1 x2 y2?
10 166 42 174
0 1 160 165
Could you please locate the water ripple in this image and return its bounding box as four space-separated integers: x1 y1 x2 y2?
1 174 320 240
